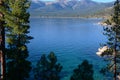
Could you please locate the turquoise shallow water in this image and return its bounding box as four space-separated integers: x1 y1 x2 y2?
28 18 107 80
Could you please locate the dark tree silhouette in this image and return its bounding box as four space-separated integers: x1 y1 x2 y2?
34 52 62 80
70 60 94 80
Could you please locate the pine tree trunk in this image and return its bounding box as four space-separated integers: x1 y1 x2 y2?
0 0 6 80
113 49 117 80
113 29 117 80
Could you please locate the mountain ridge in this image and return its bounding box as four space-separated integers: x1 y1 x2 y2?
30 0 114 18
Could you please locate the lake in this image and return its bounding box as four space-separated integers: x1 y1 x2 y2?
28 18 107 80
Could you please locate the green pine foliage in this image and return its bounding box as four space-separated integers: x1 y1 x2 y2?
34 52 63 80
70 60 94 80
4 0 32 80
103 0 120 51
101 0 120 79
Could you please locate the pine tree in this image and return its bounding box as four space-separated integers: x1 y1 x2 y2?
34 52 62 80
101 0 120 80
70 60 94 80
4 0 32 80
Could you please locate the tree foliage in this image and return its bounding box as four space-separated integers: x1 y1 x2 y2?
34 52 62 80
101 0 120 79
3 0 32 80
70 60 94 80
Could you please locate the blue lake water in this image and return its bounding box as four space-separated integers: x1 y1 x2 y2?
28 18 107 80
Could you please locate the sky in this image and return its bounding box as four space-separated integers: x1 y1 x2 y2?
33 0 115 3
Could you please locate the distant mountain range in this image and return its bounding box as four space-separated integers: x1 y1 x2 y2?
30 0 114 18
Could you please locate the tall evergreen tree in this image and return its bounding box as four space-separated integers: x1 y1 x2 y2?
34 52 62 80
100 0 120 80
4 0 32 80
70 60 94 80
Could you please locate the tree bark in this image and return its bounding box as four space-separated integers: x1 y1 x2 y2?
113 49 117 80
0 0 6 80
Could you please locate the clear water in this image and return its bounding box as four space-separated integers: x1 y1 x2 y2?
28 18 107 80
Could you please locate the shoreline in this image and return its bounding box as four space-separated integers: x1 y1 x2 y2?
30 16 104 19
